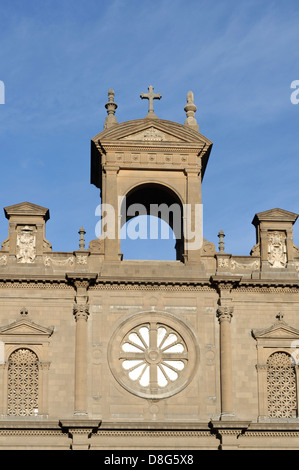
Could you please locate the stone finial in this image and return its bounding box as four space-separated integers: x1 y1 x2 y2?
140 86 162 119
78 227 86 251
218 230 225 253
104 89 118 129
184 91 199 131
276 312 284 322
20 307 28 316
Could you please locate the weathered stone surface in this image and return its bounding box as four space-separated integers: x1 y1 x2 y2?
0 89 298 450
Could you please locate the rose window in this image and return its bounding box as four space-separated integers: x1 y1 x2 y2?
121 324 186 388
108 313 198 399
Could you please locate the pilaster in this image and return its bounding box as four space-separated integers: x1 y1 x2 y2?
66 273 97 416
212 276 241 420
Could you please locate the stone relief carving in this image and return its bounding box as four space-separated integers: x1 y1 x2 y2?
293 244 299 258
217 257 260 271
230 259 260 270
250 243 260 256
0 255 7 266
16 226 36 264
43 239 52 251
218 258 229 268
200 239 216 256
76 255 88 265
123 127 181 142
44 256 75 267
1 238 9 251
267 231 287 268
88 238 103 253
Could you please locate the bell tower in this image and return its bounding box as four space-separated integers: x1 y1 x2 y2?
90 87 213 263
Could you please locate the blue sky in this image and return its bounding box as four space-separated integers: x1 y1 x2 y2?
0 0 299 259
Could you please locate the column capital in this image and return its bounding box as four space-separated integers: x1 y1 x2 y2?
255 363 268 371
74 303 89 321
217 306 233 323
39 361 51 371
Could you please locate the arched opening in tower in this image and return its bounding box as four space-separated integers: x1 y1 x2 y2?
120 183 184 261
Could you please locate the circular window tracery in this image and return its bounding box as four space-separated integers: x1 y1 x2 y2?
108 312 198 399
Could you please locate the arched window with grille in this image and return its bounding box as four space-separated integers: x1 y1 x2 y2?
7 348 39 416
253 316 299 421
267 352 297 419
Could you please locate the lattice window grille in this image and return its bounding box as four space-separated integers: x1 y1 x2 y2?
7 348 39 416
267 352 297 418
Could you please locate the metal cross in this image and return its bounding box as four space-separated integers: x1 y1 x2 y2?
140 86 162 118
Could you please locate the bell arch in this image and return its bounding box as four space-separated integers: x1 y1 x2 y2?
91 109 212 262
120 182 184 261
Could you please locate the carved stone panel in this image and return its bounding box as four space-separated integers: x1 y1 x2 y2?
267 231 287 268
16 226 36 264
122 127 182 142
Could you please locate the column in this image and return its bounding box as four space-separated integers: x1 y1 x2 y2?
217 306 234 419
184 167 202 262
0 363 7 415
256 363 268 420
259 227 268 270
67 274 97 416
295 365 299 418
39 361 50 416
102 165 121 261
74 302 89 415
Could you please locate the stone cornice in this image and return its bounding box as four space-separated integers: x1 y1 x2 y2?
92 118 212 147
0 274 71 289
236 279 299 292
66 272 98 285
97 141 207 153
0 272 298 293
99 420 211 430
91 276 215 292
59 419 101 431
4 202 50 221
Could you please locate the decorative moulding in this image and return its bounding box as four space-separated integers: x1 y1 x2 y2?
0 318 54 338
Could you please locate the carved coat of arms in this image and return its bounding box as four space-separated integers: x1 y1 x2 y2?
16 226 36 264
268 231 287 268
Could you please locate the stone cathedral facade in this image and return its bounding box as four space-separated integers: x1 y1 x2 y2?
0 87 299 450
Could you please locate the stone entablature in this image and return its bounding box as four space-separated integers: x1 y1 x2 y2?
91 118 212 191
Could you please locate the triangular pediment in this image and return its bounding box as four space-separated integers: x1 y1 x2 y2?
0 318 53 337
252 320 299 340
121 126 183 143
92 119 212 147
252 208 298 226
4 202 50 221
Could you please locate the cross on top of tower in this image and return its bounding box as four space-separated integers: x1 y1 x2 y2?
140 86 162 118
